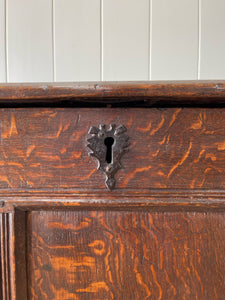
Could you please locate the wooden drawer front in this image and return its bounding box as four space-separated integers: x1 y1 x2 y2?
28 210 225 300
0 107 224 190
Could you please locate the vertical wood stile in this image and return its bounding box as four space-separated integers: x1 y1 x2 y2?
0 210 27 300
199 0 225 79
151 0 198 80
0 215 2 300
0 213 13 300
54 0 101 82
103 0 149 81
8 213 16 300
0 214 5 300
7 0 53 82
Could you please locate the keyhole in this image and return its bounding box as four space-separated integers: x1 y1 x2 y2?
104 137 114 163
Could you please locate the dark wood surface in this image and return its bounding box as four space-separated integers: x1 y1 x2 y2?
28 210 225 300
0 81 225 105
0 108 224 190
0 82 225 300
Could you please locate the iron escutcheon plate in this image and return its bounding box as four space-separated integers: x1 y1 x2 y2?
87 124 130 190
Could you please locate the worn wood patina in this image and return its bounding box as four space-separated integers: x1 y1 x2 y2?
0 81 225 300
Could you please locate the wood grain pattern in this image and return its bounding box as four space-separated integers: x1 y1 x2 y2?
0 81 225 105
0 209 27 300
28 210 225 300
0 212 16 300
0 108 224 190
1 189 225 213
0 213 11 300
0 82 225 300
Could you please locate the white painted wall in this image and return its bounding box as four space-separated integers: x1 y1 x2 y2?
0 0 225 82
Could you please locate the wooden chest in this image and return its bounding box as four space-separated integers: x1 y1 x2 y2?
0 81 225 300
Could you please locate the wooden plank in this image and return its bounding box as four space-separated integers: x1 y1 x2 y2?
28 210 225 299
0 213 15 300
14 210 27 300
54 0 100 81
0 0 6 82
200 0 225 79
7 0 53 82
0 108 224 190
151 0 198 80
103 0 149 80
0 81 225 105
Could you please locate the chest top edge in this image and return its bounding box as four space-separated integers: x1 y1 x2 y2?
0 81 225 107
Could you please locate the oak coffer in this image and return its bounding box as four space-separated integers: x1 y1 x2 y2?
0 81 225 300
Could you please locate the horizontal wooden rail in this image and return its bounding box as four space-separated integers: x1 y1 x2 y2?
0 81 225 106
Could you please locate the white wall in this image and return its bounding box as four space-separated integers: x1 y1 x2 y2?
1 0 225 83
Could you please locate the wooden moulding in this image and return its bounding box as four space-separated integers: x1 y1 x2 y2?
0 210 27 300
1 190 225 212
0 81 225 106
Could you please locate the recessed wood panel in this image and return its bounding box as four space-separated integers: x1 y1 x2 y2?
0 108 224 190
28 210 225 300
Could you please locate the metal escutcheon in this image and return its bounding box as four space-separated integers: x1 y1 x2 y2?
87 124 130 190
